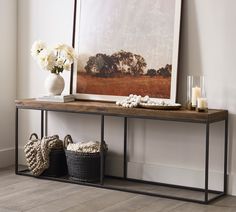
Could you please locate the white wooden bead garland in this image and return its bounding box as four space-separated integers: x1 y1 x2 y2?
116 94 177 108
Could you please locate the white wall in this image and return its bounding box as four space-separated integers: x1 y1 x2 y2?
17 0 236 195
0 0 17 167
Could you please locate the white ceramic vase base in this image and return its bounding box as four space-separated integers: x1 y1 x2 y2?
45 73 65 96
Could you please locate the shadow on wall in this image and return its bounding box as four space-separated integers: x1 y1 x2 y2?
17 1 33 165
177 0 236 186
228 114 236 174
177 0 203 104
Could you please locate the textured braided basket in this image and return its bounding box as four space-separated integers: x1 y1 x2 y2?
64 135 106 182
27 133 68 177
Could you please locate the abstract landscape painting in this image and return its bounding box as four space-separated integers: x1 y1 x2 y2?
73 0 181 102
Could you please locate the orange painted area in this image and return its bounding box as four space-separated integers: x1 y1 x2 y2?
77 73 170 98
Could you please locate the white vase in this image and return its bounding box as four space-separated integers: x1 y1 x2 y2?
44 73 65 96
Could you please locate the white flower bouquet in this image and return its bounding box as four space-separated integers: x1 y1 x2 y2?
31 41 77 74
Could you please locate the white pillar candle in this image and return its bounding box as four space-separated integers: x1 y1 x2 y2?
191 87 201 106
197 98 208 109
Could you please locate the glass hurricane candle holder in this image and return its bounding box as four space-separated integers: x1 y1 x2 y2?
187 76 201 110
187 76 207 111
196 76 208 112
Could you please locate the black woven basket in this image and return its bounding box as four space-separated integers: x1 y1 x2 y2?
64 135 106 182
42 148 68 177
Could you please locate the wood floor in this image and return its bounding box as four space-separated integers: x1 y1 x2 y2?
0 167 235 212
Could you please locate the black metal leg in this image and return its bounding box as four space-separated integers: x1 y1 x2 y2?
100 115 105 185
124 117 128 179
224 117 228 194
41 110 44 138
45 111 48 136
15 107 19 174
205 122 210 203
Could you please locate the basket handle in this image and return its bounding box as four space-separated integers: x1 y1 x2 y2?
64 135 73 148
29 133 38 140
100 140 107 153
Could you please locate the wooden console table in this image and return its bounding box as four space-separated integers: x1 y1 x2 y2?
15 99 228 204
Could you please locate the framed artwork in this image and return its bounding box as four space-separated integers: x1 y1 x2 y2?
72 0 182 102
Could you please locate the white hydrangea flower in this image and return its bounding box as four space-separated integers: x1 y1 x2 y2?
31 40 46 57
37 49 56 71
31 40 77 74
56 58 64 68
63 61 71 71
64 46 78 61
54 43 67 50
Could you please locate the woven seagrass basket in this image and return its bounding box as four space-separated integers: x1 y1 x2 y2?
28 133 68 177
64 135 107 182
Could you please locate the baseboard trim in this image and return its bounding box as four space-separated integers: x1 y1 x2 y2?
127 161 224 191
18 146 26 165
106 156 236 194
228 173 236 196
0 148 14 168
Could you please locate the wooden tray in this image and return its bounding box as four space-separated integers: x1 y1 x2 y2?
139 103 181 110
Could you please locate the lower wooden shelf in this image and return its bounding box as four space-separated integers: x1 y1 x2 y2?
17 168 224 204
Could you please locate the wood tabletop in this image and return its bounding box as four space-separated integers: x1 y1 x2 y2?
15 99 228 123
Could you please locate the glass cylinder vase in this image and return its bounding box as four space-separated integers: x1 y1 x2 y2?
196 77 208 112
187 76 207 111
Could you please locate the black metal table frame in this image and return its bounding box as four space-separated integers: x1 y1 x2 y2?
15 106 228 204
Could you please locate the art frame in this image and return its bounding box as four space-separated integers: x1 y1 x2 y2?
71 0 182 103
